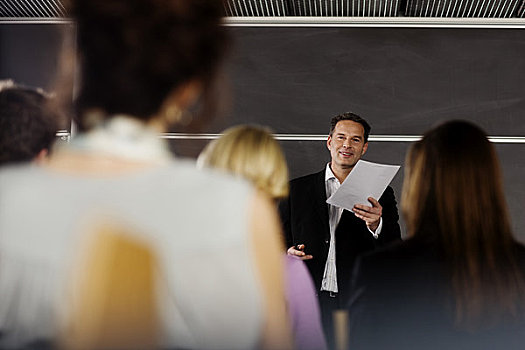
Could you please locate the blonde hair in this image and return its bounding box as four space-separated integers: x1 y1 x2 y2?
199 125 289 199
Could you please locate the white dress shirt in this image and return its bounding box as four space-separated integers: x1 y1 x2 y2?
320 164 383 293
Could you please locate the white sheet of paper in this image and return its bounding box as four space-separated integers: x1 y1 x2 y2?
326 160 400 212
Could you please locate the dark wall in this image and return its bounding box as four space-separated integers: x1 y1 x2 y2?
0 24 69 90
2 24 525 241
211 27 525 136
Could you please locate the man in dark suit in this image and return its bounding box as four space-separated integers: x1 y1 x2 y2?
278 112 401 347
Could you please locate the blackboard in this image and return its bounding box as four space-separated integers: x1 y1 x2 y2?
0 24 67 91
205 27 525 136
2 24 525 240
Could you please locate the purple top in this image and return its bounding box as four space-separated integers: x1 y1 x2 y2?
285 255 328 350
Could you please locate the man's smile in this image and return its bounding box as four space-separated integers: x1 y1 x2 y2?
339 150 353 157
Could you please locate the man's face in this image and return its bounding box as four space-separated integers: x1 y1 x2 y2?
327 120 368 171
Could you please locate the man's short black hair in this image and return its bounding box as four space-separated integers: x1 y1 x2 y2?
329 112 371 142
0 82 58 165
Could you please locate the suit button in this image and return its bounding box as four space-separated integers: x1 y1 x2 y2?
325 240 329 244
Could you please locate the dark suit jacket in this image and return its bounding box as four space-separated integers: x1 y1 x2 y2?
347 234 525 350
278 168 401 303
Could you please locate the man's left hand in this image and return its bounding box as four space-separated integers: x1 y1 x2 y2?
353 197 382 232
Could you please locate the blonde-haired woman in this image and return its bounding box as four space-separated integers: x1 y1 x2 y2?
200 125 327 350
198 124 288 199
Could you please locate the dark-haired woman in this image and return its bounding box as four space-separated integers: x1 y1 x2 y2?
0 0 291 349
347 120 525 349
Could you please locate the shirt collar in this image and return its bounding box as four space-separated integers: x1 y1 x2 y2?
325 163 338 183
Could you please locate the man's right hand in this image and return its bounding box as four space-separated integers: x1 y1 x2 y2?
287 244 313 260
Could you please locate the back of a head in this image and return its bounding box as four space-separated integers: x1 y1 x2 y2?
67 0 228 129
199 125 289 199
403 120 508 237
402 120 524 329
0 82 58 166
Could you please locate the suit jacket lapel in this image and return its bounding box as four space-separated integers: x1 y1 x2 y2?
313 169 331 241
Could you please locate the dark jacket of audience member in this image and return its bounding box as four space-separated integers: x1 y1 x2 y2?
348 120 525 350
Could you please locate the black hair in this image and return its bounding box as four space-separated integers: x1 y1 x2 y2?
329 112 371 142
0 84 58 165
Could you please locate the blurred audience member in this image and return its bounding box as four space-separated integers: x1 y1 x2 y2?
347 120 525 350
0 0 291 349
0 81 58 166
199 125 328 350
198 125 288 198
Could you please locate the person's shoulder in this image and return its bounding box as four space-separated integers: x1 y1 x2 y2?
354 236 444 291
162 158 254 201
0 162 36 175
285 255 309 275
360 239 406 262
284 256 317 297
0 163 43 185
169 158 249 185
359 236 435 266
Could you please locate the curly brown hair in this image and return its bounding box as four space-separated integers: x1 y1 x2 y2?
67 0 229 129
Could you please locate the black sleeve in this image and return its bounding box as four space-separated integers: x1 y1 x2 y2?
377 186 402 245
277 194 294 249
